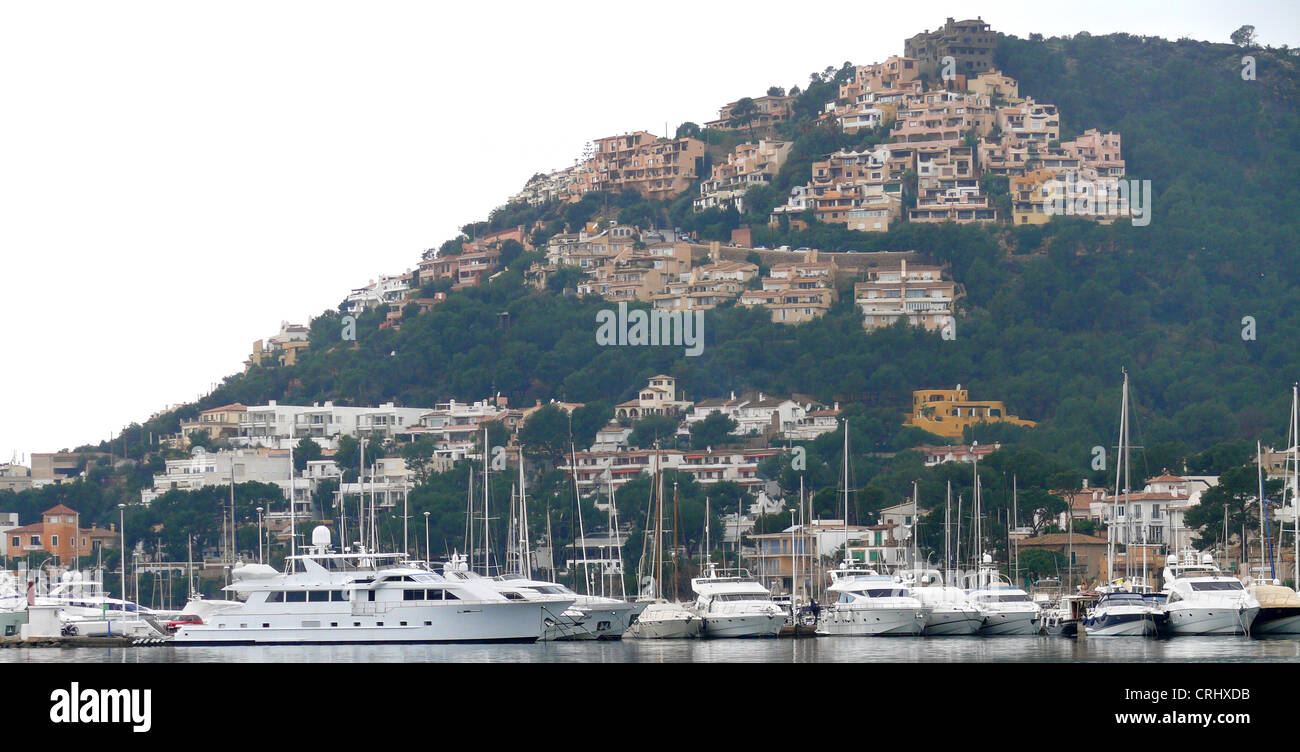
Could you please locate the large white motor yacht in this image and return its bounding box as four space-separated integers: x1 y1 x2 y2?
625 599 701 639
690 564 784 638
172 527 574 644
817 564 929 636
1160 552 1259 635
897 569 981 635
964 566 1042 635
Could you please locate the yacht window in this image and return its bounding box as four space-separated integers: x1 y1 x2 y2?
404 589 424 601
714 593 770 602
331 590 348 601
266 592 284 603
308 591 330 602
976 593 1030 603
286 591 307 603
503 591 525 600
1190 581 1243 591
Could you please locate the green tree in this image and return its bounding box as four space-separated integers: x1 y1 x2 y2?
690 412 739 449
294 437 323 471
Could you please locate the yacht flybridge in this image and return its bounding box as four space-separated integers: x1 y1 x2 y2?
172 527 575 645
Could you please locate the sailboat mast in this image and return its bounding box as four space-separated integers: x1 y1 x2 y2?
520 449 532 579
1109 370 1127 586
945 481 952 587
1292 383 1299 586
842 419 850 564
288 443 296 565
1012 475 1018 586
483 426 490 576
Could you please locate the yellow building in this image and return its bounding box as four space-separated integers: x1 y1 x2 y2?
904 386 1035 439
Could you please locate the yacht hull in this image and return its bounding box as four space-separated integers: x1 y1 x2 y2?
175 601 554 645
922 608 982 635
1162 605 1258 635
1252 607 1300 635
978 610 1042 636
817 606 927 636
627 617 702 639
1082 610 1162 636
701 613 783 638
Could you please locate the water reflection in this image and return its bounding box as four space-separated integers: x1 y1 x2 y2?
5 636 1300 663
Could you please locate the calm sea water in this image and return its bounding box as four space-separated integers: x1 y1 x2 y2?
5 636 1300 663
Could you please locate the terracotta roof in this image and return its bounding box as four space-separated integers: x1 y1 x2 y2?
43 504 78 516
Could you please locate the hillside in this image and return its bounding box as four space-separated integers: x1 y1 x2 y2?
159 33 1300 467
11 30 1299 585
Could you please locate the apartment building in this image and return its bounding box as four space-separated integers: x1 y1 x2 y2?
246 321 311 370
179 403 247 444
903 386 1036 439
694 139 792 212
588 131 706 201
996 98 1060 145
966 70 1020 103
648 261 757 311
739 251 840 323
235 400 431 447
140 446 292 504
705 94 793 132
904 17 997 79
560 446 782 495
853 260 957 331
890 92 994 144
5 505 117 561
839 56 920 102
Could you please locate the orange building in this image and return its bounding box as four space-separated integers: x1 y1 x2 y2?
6 504 118 562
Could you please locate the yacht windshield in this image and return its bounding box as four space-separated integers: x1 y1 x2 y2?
1190 581 1243 591
715 593 770 602
976 593 1030 603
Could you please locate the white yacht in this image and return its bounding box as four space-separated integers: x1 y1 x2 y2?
1159 552 1259 635
172 527 573 644
1249 582 1300 635
1081 590 1164 636
1 570 160 620
965 566 1042 635
484 571 644 641
690 564 784 638
626 599 701 639
817 564 929 636
898 569 981 635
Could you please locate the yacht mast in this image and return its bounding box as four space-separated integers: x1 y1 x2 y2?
911 481 919 573
289 443 296 566
483 426 490 576
520 450 533 579
1012 475 1018 586
1109 370 1128 586
608 470 624 599
1291 383 1299 587
945 481 952 588
842 419 850 565
359 437 366 551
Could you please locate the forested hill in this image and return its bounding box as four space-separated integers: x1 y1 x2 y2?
130 32 1300 474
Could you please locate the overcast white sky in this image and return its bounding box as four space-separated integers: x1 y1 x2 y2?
2 1 1297 464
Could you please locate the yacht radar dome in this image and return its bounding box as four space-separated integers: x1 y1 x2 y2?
311 525 332 550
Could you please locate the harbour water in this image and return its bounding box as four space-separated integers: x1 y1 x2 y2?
5 636 1300 663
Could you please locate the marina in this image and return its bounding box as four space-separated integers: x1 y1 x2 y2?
6 635 1300 663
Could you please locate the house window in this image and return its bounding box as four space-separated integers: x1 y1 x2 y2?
51 535 59 548
30 535 40 547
